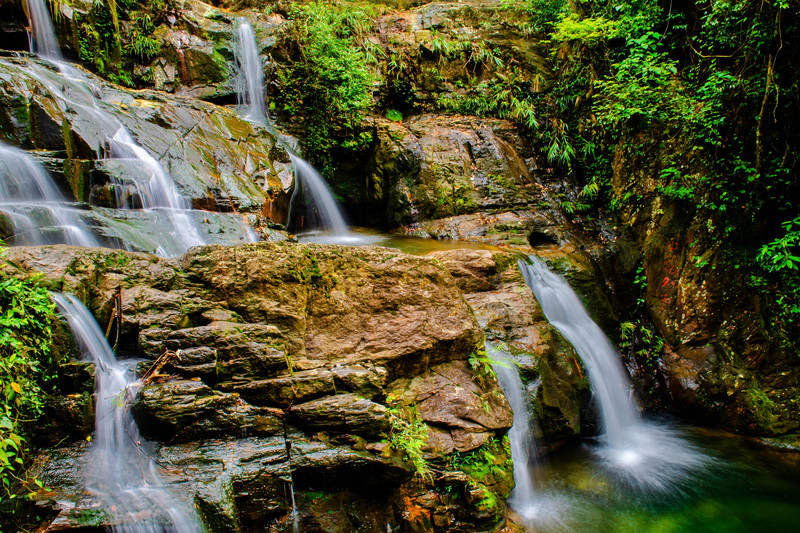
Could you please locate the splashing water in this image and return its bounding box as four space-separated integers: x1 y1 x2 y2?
517 257 707 494
52 293 202 533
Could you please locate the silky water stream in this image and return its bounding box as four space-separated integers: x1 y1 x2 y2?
497 256 800 532
232 21 377 246
52 293 202 532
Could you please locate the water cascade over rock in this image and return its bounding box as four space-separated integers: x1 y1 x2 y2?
25 0 210 255
231 20 359 243
518 256 708 494
234 21 268 125
487 341 540 508
0 142 99 247
25 0 62 59
52 293 202 533
8 0 262 255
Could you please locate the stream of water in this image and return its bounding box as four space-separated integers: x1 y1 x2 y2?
234 21 268 125
0 142 100 247
233 21 367 244
20 0 259 256
52 293 202 532
488 341 540 508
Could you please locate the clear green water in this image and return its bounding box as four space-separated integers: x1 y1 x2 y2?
514 426 800 533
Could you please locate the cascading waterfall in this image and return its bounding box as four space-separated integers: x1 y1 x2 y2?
0 142 99 247
287 154 350 238
22 0 255 256
234 21 268 125
232 22 355 241
487 342 540 506
518 256 707 493
52 293 202 532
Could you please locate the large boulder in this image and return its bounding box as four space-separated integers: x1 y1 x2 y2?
5 242 513 532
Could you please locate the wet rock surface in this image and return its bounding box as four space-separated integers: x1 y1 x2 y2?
0 55 290 252
429 248 595 448
6 243 512 532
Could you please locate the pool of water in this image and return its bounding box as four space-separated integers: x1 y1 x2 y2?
510 425 800 533
296 227 515 255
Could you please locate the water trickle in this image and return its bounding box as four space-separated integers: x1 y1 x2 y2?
487 342 540 506
517 256 707 493
288 481 300 533
231 24 359 243
52 293 202 532
0 142 99 247
234 21 268 125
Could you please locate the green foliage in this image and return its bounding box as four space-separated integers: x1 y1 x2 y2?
275 0 378 174
467 347 514 380
385 108 403 122
384 405 431 481
0 257 55 501
619 319 664 368
594 32 694 133
75 0 168 86
445 437 512 520
506 0 570 34
427 31 503 70
758 217 800 273
551 14 617 46
746 384 777 427
437 72 539 129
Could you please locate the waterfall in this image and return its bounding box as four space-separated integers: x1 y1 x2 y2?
487 342 540 506
287 154 349 237
22 0 230 256
25 0 62 60
234 21 268 125
52 293 202 533
518 257 707 493
0 142 99 247
231 23 355 241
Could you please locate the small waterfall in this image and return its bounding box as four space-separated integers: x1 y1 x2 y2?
287 154 349 237
21 0 247 256
234 21 268 124
487 342 539 507
26 0 62 60
52 293 202 533
0 142 99 247
518 257 707 493
231 24 355 241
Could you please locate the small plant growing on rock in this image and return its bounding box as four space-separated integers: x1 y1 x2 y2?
384 405 432 482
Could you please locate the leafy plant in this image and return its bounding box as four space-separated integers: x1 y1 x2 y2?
445 437 512 520
384 405 431 481
758 216 800 273
0 254 55 502
274 0 378 175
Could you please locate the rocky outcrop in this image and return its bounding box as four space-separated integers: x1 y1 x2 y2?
356 115 548 228
0 55 288 210
6 243 513 532
429 248 595 448
610 141 800 437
